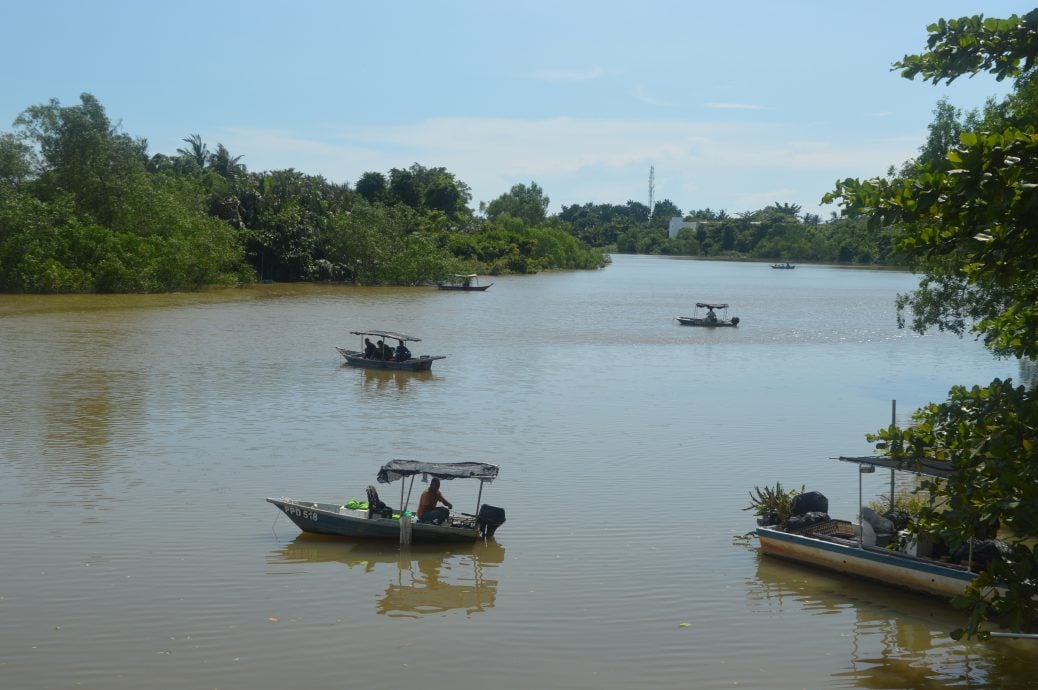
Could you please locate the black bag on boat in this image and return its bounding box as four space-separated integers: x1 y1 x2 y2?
366 485 393 519
790 491 828 516
952 539 1012 570
787 511 830 532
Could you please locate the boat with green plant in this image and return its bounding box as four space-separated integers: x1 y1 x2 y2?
751 456 998 599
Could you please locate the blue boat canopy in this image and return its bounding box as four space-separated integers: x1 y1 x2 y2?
377 459 499 484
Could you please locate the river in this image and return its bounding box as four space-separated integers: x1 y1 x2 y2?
1 254 1034 689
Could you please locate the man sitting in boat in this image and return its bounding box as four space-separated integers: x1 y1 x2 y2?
364 338 377 358
394 341 411 361
416 477 453 525
706 309 718 323
377 339 393 360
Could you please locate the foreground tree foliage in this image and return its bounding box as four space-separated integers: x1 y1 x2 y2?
825 10 1038 637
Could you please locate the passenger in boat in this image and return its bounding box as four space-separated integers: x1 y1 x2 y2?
706 309 718 323
364 338 377 358
377 339 392 360
417 477 452 525
394 342 411 361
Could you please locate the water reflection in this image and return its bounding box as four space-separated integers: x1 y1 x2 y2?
354 367 434 394
270 536 504 617
746 551 1034 689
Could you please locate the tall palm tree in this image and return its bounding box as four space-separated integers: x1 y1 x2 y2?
208 143 244 180
176 134 209 170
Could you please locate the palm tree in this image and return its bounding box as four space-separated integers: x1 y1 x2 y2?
176 134 209 170
208 143 244 180
772 202 802 216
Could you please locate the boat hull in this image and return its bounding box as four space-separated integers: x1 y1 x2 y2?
336 348 445 371
756 526 975 599
267 498 483 542
437 284 492 291
675 317 738 327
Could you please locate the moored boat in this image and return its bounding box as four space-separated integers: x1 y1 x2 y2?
437 274 493 291
754 455 993 600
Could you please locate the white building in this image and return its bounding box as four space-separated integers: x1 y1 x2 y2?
668 216 698 239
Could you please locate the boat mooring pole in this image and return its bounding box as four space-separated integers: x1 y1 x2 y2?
858 466 864 548
890 400 896 514
399 476 412 545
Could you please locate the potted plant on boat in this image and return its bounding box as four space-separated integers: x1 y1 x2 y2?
745 482 804 528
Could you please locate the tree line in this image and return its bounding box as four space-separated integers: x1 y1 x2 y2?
0 98 605 293
560 198 897 264
0 89 918 295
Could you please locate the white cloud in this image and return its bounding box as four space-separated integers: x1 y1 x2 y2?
214 116 919 214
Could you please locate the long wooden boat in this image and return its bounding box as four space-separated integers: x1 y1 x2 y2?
756 455 983 600
437 274 493 291
267 460 505 543
770 263 796 269
757 521 976 599
675 302 740 327
337 330 445 371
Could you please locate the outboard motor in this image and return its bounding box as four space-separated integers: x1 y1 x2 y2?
477 504 506 538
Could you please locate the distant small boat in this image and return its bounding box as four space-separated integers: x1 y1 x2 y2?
771 263 795 269
337 330 445 371
675 303 740 327
437 274 493 291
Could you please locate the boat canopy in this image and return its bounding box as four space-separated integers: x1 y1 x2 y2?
377 459 500 484
349 330 422 342
451 274 478 278
696 302 728 309
837 455 955 479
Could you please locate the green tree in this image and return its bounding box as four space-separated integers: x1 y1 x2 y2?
0 133 35 185
2 94 249 293
176 133 209 172
355 171 388 204
208 143 244 180
14 93 148 226
648 199 682 229
919 99 965 165
486 181 549 225
824 10 1038 637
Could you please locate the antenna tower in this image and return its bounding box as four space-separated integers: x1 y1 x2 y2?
648 165 655 218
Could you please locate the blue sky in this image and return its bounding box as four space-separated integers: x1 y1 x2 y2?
2 1 1028 217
